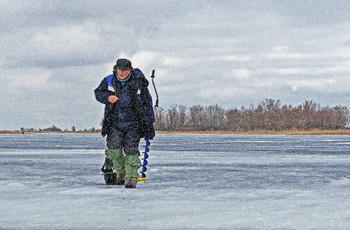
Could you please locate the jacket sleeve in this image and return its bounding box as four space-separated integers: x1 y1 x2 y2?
141 83 156 124
140 77 156 140
140 82 155 140
94 77 114 105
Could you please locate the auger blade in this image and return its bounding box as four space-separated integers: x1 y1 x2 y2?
138 140 151 182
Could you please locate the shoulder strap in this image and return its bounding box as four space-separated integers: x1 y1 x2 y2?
112 73 118 98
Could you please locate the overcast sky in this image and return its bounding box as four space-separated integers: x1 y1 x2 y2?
1 0 350 130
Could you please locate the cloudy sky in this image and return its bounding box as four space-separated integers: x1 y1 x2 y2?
1 0 350 130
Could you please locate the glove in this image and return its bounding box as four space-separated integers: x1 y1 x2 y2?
144 123 155 140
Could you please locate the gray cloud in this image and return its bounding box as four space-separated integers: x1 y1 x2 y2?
1 0 350 130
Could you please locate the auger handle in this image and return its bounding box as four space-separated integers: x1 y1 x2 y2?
151 70 159 107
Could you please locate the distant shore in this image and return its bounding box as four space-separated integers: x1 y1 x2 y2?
157 129 350 135
0 130 101 134
1 129 350 135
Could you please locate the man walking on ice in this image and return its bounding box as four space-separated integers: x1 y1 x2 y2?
94 58 155 188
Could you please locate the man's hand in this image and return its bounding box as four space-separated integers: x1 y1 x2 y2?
108 95 119 103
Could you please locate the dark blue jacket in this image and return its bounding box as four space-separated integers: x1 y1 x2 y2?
94 68 155 138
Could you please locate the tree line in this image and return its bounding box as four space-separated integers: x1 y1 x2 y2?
19 125 97 132
154 99 350 131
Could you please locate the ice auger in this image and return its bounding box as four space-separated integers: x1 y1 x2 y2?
137 70 157 182
138 139 150 181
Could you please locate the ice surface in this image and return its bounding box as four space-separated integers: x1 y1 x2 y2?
0 133 350 229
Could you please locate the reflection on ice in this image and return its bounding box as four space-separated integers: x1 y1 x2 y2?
0 133 349 229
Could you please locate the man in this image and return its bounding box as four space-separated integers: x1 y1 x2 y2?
94 58 155 188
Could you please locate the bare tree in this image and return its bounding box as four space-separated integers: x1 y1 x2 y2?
152 99 349 131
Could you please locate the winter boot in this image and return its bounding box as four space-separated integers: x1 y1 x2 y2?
125 154 141 189
105 149 126 185
101 157 117 185
125 178 138 188
116 172 126 185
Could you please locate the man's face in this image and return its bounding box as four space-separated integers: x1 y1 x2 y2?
117 69 131 80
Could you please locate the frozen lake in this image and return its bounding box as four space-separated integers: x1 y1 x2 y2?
0 133 350 229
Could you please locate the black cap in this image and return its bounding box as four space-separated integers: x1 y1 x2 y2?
116 58 132 70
